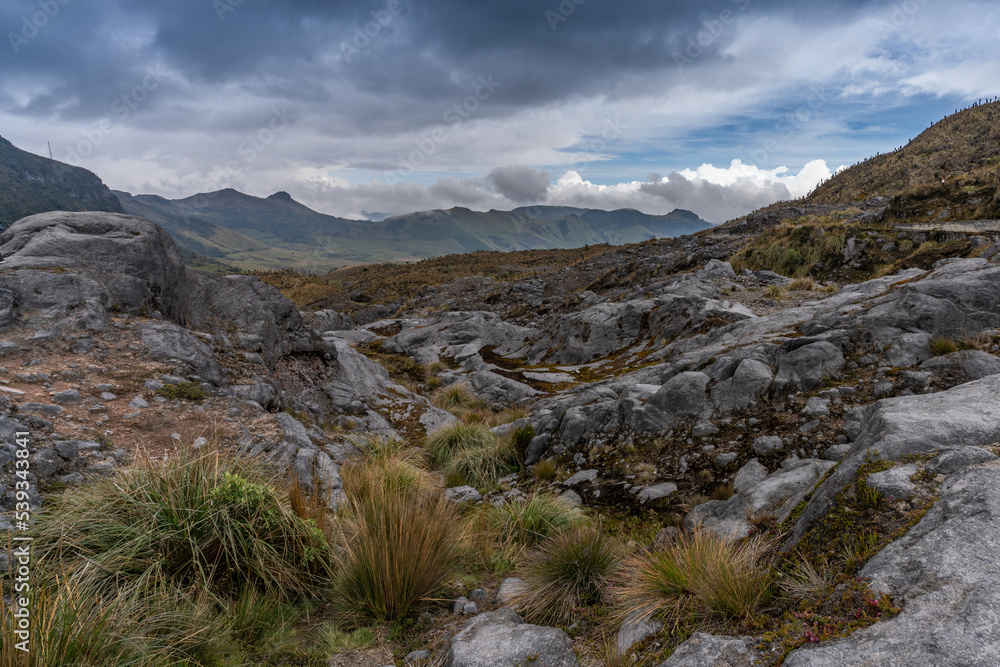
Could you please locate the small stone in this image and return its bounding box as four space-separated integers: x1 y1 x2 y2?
453 596 470 613
463 601 479 614
799 419 821 434
469 588 488 600
123 411 141 419
823 444 852 461
801 397 831 418
752 435 785 455
562 469 598 486
559 489 583 507
144 379 164 391
53 389 83 404
93 383 114 392
57 472 85 484
228 405 242 417
866 464 917 499
170 433 181 441
495 577 526 606
714 452 738 468
692 420 720 437
445 486 483 504
637 482 678 504
100 392 117 401
873 380 895 399
404 650 431 665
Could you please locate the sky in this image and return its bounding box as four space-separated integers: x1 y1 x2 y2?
2 0 998 223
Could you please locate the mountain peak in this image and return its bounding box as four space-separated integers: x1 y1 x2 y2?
267 191 294 202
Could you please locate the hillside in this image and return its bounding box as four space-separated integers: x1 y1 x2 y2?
0 135 123 223
808 99 1000 220
116 188 710 271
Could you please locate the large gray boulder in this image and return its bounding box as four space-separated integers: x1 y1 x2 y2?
710 358 773 413
774 341 844 392
141 322 223 385
185 274 311 368
920 350 1000 381
635 372 709 432
446 608 578 667
784 466 1000 666
529 300 656 364
0 211 188 323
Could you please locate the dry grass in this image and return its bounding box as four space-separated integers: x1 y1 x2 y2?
929 336 958 356
788 277 816 291
614 529 776 628
533 458 559 481
511 523 620 625
332 460 463 625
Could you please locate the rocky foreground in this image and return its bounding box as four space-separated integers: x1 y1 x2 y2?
2 211 1000 665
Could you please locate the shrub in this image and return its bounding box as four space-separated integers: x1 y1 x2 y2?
929 336 958 356
615 529 776 627
155 381 208 401
510 424 536 461
512 523 619 625
332 463 463 625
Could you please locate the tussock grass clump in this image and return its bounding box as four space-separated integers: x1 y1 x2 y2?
31 447 332 601
0 578 227 667
4 447 333 665
929 336 958 356
432 384 478 411
788 277 816 291
424 423 496 467
443 436 518 489
778 558 833 603
424 422 518 488
482 493 586 548
765 284 786 299
465 493 586 575
512 523 620 625
332 460 463 625
533 458 558 481
615 529 776 627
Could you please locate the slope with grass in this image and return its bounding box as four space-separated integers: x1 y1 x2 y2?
0 134 123 224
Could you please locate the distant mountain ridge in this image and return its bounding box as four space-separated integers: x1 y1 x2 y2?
116 188 710 271
0 135 122 223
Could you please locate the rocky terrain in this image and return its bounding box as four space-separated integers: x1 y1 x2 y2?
2 200 1000 665
4 104 1000 666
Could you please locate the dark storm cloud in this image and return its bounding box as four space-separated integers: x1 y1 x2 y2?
487 165 550 202
2 0 880 131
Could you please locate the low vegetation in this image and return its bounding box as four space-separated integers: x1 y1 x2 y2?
512 523 620 625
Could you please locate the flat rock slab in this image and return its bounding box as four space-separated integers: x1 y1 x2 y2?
658 633 762 666
446 608 578 667
784 465 1000 667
